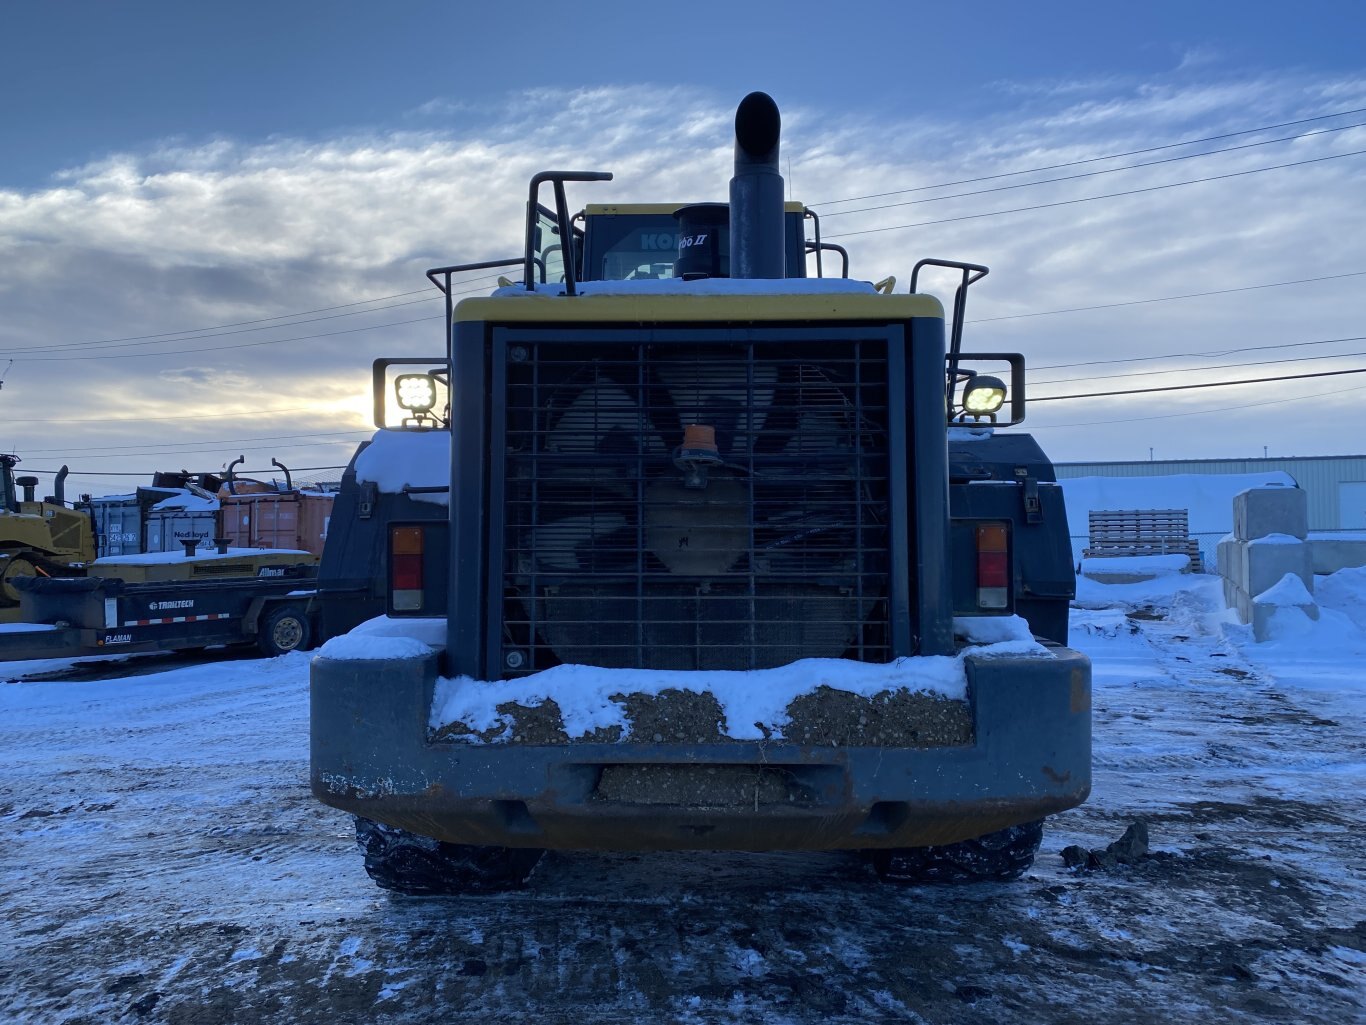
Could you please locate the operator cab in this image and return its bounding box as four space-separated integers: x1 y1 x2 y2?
527 202 840 285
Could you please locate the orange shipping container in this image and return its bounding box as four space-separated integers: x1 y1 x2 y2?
217 490 333 557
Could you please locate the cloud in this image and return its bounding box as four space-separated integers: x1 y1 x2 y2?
1 75 1365 494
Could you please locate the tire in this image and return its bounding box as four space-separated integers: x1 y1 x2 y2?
870 819 1044 885
1 555 39 605
256 604 312 657
354 817 544 895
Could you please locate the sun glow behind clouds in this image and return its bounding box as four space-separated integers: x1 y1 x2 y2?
1 76 1365 493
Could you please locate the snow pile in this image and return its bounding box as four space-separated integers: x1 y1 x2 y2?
316 616 446 661
952 613 1040 645
1075 565 1211 608
1255 573 1316 607
1315 566 1366 631
947 426 994 443
93 547 307 566
1080 553 1190 576
430 629 1049 743
150 490 218 512
492 278 879 298
353 430 450 506
1077 556 1366 692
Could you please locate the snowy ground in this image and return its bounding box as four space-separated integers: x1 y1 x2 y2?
2 571 1364 1024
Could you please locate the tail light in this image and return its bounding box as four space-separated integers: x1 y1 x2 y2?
976 522 1009 610
391 526 425 611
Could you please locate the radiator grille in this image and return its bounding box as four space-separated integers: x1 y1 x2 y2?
501 338 891 673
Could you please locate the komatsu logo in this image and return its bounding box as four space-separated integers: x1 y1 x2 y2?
150 600 194 611
640 232 676 251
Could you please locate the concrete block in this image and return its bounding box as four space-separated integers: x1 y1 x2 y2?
1241 538 1313 598
1234 486 1307 542
1216 536 1239 579
1310 537 1366 575
1221 574 1237 610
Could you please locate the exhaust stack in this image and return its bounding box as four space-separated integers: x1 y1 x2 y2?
729 92 785 279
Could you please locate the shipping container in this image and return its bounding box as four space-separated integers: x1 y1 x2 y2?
218 489 333 557
82 488 185 557
145 492 221 555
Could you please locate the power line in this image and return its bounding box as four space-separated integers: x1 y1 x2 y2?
1029 381 1366 429
1031 333 1366 373
1030 365 1366 403
0 276 504 361
11 405 323 425
824 148 1366 239
1030 343 1366 387
0 275 499 357
7 294 440 356
971 271 1366 325
819 119 1366 219
0 273 502 360
0 314 440 361
810 105 1366 207
17 429 373 455
16 464 350 477
56 288 436 346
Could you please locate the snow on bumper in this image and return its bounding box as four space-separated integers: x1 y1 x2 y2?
310 647 1091 851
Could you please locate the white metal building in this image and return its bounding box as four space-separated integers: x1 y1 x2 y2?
1053 455 1366 570
1055 455 1366 532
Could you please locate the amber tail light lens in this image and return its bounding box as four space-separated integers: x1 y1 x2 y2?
976 522 1009 610
391 526 425 611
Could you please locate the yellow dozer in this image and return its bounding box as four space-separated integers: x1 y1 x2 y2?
1 456 95 623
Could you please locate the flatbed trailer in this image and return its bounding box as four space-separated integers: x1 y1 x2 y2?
3 563 320 662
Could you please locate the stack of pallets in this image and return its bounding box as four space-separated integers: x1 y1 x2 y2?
1083 509 1203 572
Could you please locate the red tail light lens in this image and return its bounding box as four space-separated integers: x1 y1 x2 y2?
976 523 1009 609
391 527 424 611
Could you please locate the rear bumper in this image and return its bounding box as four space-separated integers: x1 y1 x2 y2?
310 646 1091 851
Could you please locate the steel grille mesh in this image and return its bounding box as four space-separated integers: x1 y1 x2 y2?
501 339 890 673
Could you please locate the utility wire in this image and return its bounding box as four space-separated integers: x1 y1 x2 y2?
1030 343 1366 387
18 464 349 477
1031 334 1366 372
62 288 437 346
1030 365 1366 402
820 120 1366 219
0 275 498 357
17 429 374 455
19 108 1359 355
12 406 323 425
971 271 1366 325
811 105 1366 206
9 295 440 356
14 107 1358 356
0 314 440 361
1029 381 1366 429
825 148 1366 239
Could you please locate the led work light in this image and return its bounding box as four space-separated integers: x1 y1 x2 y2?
962 375 1007 415
395 373 437 413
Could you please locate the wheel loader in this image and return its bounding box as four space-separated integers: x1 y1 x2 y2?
312 92 1090 892
0 456 94 623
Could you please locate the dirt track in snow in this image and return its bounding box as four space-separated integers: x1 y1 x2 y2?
1 598 1363 1024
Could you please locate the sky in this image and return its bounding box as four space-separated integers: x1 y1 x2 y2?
1 0 1364 497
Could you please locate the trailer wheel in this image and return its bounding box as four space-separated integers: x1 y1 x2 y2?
354 817 544 895
257 604 312 657
870 819 1044 885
